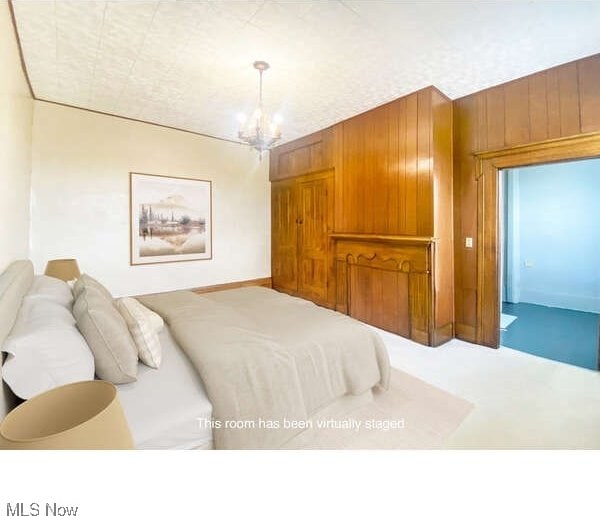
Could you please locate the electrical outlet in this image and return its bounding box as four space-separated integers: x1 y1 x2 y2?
465 237 473 248
524 260 534 268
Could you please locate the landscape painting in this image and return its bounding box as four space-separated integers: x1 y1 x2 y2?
130 173 212 265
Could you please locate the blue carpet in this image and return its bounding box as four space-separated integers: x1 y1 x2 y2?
501 302 599 371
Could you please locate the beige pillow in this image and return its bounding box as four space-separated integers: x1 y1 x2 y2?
73 287 138 384
72 274 113 302
116 297 163 368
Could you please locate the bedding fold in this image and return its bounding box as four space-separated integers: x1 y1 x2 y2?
137 287 390 449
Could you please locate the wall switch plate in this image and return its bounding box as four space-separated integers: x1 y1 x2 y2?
465 237 473 248
524 260 534 268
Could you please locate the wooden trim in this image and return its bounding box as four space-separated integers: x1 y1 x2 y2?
474 131 600 178
331 233 434 245
455 323 476 342
7 0 34 98
432 322 454 347
270 167 334 183
193 277 272 294
475 131 600 347
38 99 246 146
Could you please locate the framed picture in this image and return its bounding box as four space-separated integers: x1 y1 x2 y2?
130 172 212 265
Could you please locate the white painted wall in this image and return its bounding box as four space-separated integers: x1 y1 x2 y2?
0 0 34 418
0 0 33 271
30 102 270 297
505 159 600 313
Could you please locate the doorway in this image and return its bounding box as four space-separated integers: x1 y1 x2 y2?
500 158 600 370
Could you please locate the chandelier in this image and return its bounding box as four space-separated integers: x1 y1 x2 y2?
237 61 282 155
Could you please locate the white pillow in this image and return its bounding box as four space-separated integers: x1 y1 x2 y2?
1 285 94 399
26 275 73 307
9 297 76 336
116 297 164 368
2 325 95 400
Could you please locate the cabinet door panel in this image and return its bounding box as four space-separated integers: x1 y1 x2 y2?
271 181 298 293
297 175 332 305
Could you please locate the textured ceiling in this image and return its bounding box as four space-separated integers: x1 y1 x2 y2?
12 0 600 144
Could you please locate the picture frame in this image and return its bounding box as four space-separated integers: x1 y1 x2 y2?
129 172 212 265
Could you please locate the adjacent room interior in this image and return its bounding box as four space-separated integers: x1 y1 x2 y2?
501 158 600 371
1 0 600 450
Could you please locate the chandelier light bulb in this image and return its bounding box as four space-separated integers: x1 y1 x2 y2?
236 60 282 156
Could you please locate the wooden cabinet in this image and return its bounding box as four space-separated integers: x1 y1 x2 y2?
271 171 334 308
270 86 453 346
332 235 452 346
270 129 334 181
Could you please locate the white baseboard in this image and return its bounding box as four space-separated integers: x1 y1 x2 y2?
519 289 600 314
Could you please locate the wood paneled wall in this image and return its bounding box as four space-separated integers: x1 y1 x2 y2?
454 54 600 341
334 87 451 237
271 86 454 346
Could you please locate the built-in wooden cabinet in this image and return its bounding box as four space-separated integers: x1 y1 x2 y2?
332 235 452 346
270 86 454 346
271 170 334 308
270 129 334 181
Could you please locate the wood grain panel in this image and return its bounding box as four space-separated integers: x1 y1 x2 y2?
271 181 298 294
335 259 348 313
485 87 505 149
558 62 581 137
409 272 430 344
341 114 364 232
290 145 310 176
333 236 451 345
271 170 335 308
275 86 453 347
347 255 413 339
360 110 374 234
431 89 454 334
417 89 433 236
297 173 333 306
545 68 563 139
453 54 600 345
270 128 334 181
405 93 419 235
453 95 478 334
387 99 400 234
397 98 408 233
528 72 549 142
578 56 600 133
332 92 431 237
504 78 530 146
372 105 390 234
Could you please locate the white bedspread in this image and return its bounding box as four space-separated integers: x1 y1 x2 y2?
138 287 390 449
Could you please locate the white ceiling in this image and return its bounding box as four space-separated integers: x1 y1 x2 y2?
12 0 600 144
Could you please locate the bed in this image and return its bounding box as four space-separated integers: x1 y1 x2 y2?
0 259 390 449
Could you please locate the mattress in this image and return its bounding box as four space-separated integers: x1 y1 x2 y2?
117 326 213 450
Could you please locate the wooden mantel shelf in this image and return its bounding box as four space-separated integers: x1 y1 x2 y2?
330 233 435 245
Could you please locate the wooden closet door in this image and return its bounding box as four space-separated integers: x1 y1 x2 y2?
297 173 333 305
271 180 298 294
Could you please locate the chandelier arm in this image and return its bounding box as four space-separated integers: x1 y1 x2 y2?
259 68 263 111
238 60 280 152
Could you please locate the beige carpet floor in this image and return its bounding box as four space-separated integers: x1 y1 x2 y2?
372 325 600 449
282 368 473 449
